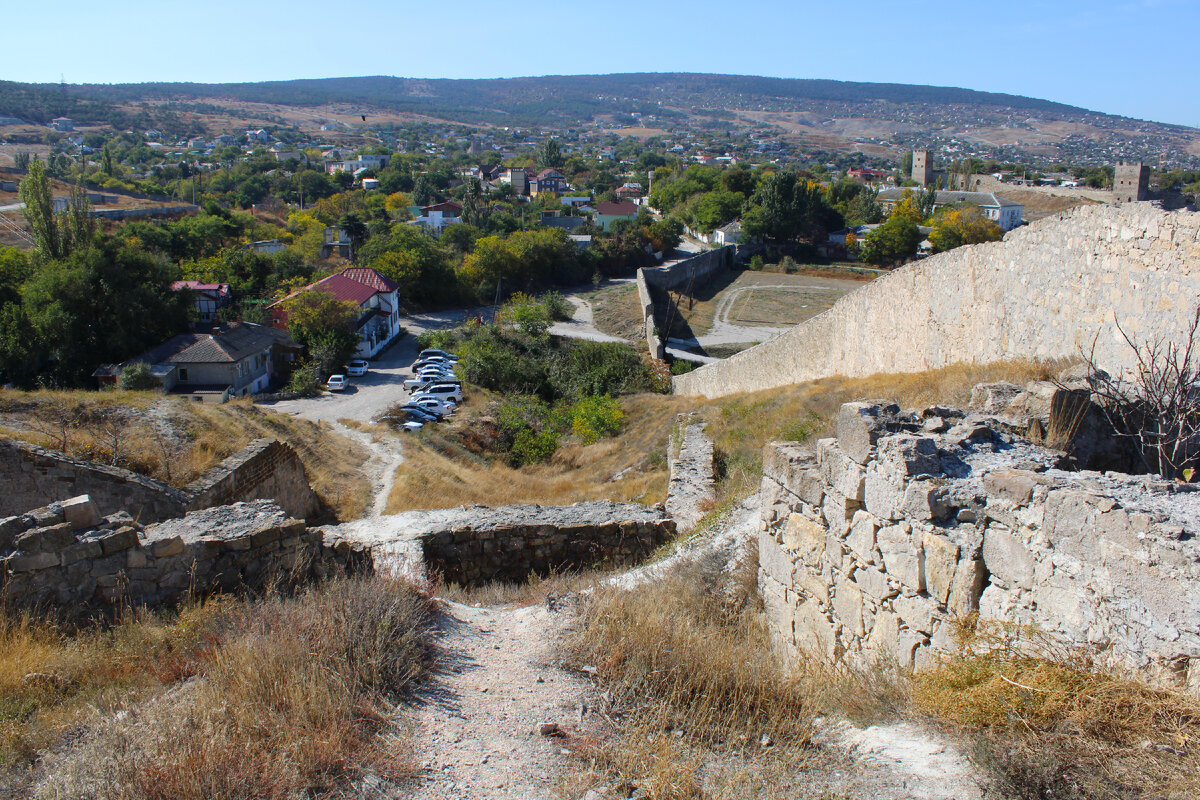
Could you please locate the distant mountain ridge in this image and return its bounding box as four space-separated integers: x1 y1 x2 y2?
0 72 1118 126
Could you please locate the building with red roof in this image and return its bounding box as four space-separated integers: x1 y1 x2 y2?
266 267 402 358
594 200 639 232
170 281 231 324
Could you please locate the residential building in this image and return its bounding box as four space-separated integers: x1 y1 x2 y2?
321 227 354 260
531 168 569 195
267 267 402 358
876 189 1023 231
170 280 232 323
244 240 286 255
212 134 237 147
500 167 531 196
614 182 644 199
93 323 300 402
245 129 270 144
594 200 639 232
408 201 462 235
50 117 73 132
324 153 390 174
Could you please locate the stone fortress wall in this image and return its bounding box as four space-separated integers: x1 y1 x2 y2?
0 436 320 524
675 204 1200 398
758 397 1200 692
636 245 736 359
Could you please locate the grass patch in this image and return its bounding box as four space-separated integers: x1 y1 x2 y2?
0 391 372 521
434 568 609 608
588 282 644 341
560 556 821 799
385 392 695 512
911 619 1200 800
4 576 435 799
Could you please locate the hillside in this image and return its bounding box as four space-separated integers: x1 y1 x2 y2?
2 73 1197 166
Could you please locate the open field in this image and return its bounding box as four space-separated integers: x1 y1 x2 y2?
667 269 864 340
586 282 643 342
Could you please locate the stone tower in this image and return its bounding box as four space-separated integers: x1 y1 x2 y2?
912 150 934 187
1113 161 1150 203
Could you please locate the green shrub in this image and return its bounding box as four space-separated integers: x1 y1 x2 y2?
119 362 155 390
780 255 798 273
286 361 323 395
541 291 573 321
670 359 696 375
510 427 559 466
569 395 625 444
748 254 764 271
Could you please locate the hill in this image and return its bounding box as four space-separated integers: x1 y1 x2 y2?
1 73 1197 166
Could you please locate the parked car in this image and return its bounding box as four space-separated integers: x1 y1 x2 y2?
326 374 348 392
400 420 424 432
412 383 463 404
399 406 442 422
403 376 462 392
346 360 368 377
414 396 456 416
411 358 454 374
418 349 459 362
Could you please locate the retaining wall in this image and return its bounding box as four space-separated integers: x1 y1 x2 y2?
0 498 366 609
675 204 1200 398
665 414 716 535
758 401 1200 692
323 500 676 586
0 437 321 524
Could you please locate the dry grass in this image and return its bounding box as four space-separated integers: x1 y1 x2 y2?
560 557 823 799
587 283 644 342
385 392 697 513
434 568 610 608
0 390 372 520
911 619 1200 800
3 576 434 799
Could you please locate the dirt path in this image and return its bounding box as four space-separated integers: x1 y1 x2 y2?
400 602 589 799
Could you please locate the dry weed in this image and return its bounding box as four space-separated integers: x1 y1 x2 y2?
911 619 1200 800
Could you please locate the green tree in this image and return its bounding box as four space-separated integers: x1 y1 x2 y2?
500 292 552 338
19 159 62 259
859 216 922 265
539 138 564 169
281 290 362 375
928 205 1003 253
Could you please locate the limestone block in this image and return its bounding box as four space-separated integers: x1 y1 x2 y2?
895 629 929 671
15 523 75 553
922 533 960 606
833 578 865 637
789 468 826 508
948 558 988 617
837 403 897 465
864 609 900 658
794 600 840 660
901 480 951 521
981 525 1035 589
864 466 905 521
854 564 899 601
876 435 941 482
150 536 184 558
62 495 102 530
60 540 102 566
846 511 878 563
96 527 138 555
818 439 866 502
798 570 831 606
969 381 1022 414
758 530 795 586
983 470 1051 507
878 524 924 593
822 491 860 538
782 513 825 567
895 593 939 635
8 551 59 573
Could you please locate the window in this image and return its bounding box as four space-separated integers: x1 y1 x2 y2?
179 368 189 381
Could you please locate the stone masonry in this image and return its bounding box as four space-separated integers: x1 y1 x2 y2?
0 496 366 610
323 500 676 586
0 436 321 524
665 414 717 535
675 204 1200 398
759 399 1200 692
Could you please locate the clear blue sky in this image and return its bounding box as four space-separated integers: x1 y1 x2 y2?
6 0 1197 127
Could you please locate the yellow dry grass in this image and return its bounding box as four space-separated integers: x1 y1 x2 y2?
0 390 372 521
3 577 435 799
385 392 698 513
910 619 1200 799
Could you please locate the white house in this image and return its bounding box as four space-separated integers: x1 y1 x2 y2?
877 189 1023 231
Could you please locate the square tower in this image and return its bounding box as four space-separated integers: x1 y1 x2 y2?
1113 161 1149 203
912 150 934 187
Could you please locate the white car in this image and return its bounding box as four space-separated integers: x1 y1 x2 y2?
326 374 348 392
414 396 456 416
412 383 463 404
346 360 368 377
400 420 424 432
418 349 459 362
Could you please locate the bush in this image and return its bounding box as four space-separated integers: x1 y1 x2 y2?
285 361 323 395
510 427 559 466
670 359 696 375
780 255 798 274
569 395 625 444
748 254 764 271
541 291 573 321
119 362 155 390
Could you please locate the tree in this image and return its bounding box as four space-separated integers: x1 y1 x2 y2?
281 290 362 376
858 216 922 265
928 205 1003 253
19 159 62 259
539 138 564 169
101 143 115 177
500 292 551 338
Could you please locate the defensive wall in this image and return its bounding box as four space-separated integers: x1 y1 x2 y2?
636 245 737 360
759 398 1200 692
322 500 675 586
674 204 1200 398
0 437 320 524
0 497 366 610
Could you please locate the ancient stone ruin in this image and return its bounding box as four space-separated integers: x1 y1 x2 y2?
759 388 1200 692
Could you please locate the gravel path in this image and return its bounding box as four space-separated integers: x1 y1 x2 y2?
400 602 590 799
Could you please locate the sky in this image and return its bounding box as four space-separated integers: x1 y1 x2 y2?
5 0 1197 127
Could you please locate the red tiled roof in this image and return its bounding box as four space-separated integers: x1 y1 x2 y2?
596 201 638 216
420 201 463 214
171 280 230 295
537 168 564 179
267 267 397 312
338 267 399 294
